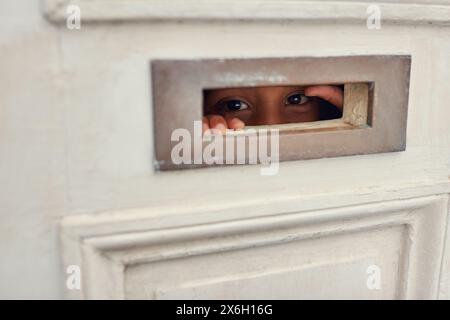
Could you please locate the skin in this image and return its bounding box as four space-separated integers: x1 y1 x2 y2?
203 85 344 134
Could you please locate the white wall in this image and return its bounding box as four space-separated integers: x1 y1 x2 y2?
0 1 64 299
1 0 450 299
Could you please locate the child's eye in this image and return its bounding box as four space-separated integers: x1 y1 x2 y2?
219 99 250 112
285 93 309 106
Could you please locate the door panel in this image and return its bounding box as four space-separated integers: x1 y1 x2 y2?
61 195 448 299
127 226 404 299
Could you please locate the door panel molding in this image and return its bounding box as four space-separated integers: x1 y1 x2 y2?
44 0 450 25
60 194 449 299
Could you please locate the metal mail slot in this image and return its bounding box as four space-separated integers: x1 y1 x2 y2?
152 55 410 171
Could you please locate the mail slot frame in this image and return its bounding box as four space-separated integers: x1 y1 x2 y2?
152 55 410 170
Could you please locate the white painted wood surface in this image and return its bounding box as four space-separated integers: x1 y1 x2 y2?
61 194 449 299
44 0 450 24
1 0 450 299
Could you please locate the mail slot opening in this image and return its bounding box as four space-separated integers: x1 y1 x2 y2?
152 56 410 170
202 83 372 133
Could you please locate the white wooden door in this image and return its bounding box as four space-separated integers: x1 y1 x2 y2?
41 0 450 299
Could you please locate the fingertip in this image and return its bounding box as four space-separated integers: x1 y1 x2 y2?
227 117 245 130
304 85 343 109
202 123 209 134
304 86 319 97
208 115 227 134
214 123 227 134
202 116 209 133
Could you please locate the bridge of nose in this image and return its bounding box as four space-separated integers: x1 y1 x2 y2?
254 88 285 125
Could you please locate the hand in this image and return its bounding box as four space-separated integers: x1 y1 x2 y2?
304 85 344 111
202 115 245 134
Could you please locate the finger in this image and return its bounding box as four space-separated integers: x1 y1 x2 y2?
207 115 227 134
202 116 210 134
305 85 344 110
226 117 245 130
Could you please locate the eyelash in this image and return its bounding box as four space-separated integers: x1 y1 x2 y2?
216 98 251 112
284 92 309 106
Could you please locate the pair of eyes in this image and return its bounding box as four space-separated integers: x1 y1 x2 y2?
217 92 310 112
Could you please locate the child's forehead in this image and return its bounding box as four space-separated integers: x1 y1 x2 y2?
205 85 305 97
